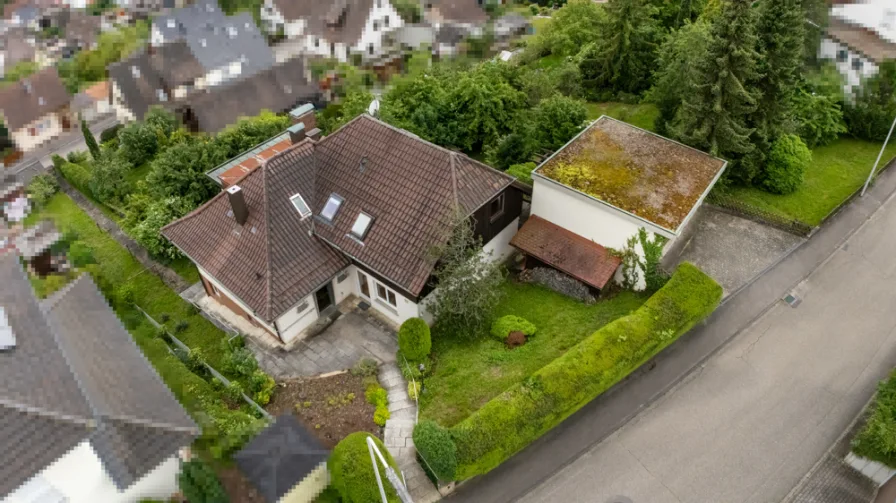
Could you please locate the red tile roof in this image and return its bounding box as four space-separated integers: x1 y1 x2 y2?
218 138 293 187
510 215 621 290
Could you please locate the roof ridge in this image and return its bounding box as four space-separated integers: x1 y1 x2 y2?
449 151 459 212
0 398 96 428
261 161 274 322
103 413 200 435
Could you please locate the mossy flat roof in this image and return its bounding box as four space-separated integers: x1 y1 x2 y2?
536 116 727 232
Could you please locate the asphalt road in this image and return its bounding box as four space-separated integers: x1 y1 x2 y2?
519 186 896 502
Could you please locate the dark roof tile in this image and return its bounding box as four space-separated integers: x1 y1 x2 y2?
0 67 70 131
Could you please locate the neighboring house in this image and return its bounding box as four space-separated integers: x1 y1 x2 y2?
177 56 319 133
108 40 205 121
152 0 275 87
116 0 184 11
516 116 726 292
71 80 111 122
261 0 405 63
494 12 529 41
0 252 199 503
235 414 330 503
0 173 29 223
0 66 71 152
162 114 525 345
63 11 102 51
821 0 896 92
0 28 36 79
423 0 488 33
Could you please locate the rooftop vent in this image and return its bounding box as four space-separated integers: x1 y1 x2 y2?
131 65 140 78
166 18 175 28
226 185 249 225
200 38 207 47
227 26 238 38
0 306 15 351
287 122 305 144
359 156 368 172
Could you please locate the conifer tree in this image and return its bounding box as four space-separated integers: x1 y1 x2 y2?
755 0 805 139
81 116 100 160
671 0 761 183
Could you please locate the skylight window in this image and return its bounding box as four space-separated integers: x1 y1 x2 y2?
290 193 311 218
350 212 373 240
321 193 344 221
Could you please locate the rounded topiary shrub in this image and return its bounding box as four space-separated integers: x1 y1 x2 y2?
490 315 537 342
329 432 401 503
177 459 229 503
398 317 431 361
413 420 457 482
762 134 812 195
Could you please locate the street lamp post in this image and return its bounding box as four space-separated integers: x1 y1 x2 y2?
367 436 414 503
862 114 896 197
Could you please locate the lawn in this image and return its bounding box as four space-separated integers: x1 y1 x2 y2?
419 281 646 427
726 138 896 226
28 193 241 380
586 102 659 131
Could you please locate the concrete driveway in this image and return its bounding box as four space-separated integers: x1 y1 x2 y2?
520 185 896 502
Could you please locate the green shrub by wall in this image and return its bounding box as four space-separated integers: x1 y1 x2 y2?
490 315 537 341
853 369 896 467
329 432 400 503
398 317 432 361
177 459 229 503
420 263 721 480
413 420 457 481
59 161 93 197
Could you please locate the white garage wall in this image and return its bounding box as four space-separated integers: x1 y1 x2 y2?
482 216 520 263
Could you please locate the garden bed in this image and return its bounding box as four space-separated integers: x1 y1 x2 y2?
419 280 646 427
265 372 380 448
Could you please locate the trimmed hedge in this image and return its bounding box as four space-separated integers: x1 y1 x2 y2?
413 420 457 481
59 161 93 197
329 432 401 503
398 317 431 361
177 459 229 503
490 315 537 342
418 263 721 480
853 369 896 467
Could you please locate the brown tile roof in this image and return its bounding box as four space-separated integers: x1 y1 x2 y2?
164 115 514 319
510 215 621 290
826 17 896 63
219 138 293 187
427 0 488 25
0 66 70 131
162 141 350 322
276 0 376 46
536 116 726 233
311 115 514 296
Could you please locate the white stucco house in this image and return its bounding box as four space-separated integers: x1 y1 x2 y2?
821 0 896 93
512 116 726 292
0 254 199 503
261 0 404 63
0 66 71 153
162 114 525 345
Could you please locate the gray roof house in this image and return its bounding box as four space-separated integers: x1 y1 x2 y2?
0 252 199 501
152 0 274 82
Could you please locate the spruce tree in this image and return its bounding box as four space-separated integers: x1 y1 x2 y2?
578 0 660 97
670 0 761 183
81 117 100 160
755 0 805 139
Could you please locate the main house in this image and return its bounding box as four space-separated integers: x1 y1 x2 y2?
162 115 525 344
821 0 896 92
261 0 404 62
513 116 726 292
0 253 199 503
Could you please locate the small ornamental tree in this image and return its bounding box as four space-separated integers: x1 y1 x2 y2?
762 134 812 195
490 315 537 342
329 432 401 503
398 317 431 361
177 459 229 503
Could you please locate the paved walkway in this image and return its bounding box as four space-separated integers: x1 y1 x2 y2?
380 362 441 503
451 162 896 503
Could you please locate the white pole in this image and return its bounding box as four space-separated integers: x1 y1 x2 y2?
367 439 390 503
366 436 415 503
862 114 896 196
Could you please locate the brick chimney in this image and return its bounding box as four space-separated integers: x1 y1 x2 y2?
226 185 249 225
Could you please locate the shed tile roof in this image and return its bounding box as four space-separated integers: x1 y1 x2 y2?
83 80 110 101
510 215 621 290
536 116 727 233
0 66 70 131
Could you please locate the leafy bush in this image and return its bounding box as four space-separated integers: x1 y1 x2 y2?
793 89 846 148
248 370 276 405
408 381 421 400
365 385 387 407
350 357 379 377
433 263 722 480
845 61 896 142
853 369 896 467
116 284 135 305
329 432 400 503
59 161 93 196
88 153 132 204
413 420 457 481
222 347 259 377
100 123 123 143
224 381 244 403
67 150 89 164
27 174 59 206
177 459 229 503
638 228 669 292
762 134 812 195
507 162 536 185
374 404 391 426
490 315 537 342
532 94 588 150
51 154 66 170
398 318 432 361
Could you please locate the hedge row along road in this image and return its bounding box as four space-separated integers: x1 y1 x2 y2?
415 263 722 480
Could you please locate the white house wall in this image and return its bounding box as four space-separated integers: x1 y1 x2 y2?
3 441 182 503
819 36 879 92
482 216 519 263
351 0 404 58
111 81 136 122
197 266 279 334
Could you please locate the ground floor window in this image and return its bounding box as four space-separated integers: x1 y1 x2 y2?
375 280 397 309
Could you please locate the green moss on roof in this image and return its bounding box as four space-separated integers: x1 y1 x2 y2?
539 117 726 231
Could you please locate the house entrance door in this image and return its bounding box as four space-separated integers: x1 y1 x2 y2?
315 283 334 313
357 271 371 299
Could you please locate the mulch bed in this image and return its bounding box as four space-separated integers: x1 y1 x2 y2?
265 371 380 448
216 465 266 503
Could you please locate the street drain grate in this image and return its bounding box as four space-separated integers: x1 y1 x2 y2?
783 294 802 308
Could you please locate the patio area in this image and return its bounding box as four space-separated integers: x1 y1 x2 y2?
180 282 398 379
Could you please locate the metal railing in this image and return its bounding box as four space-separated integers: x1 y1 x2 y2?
400 354 446 487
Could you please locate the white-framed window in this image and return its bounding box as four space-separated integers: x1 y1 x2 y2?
384 16 389 28
350 212 373 240
289 193 311 218
375 281 397 309
489 192 505 221
321 193 344 221
368 43 375 55
373 20 379 31
836 48 848 63
852 58 864 72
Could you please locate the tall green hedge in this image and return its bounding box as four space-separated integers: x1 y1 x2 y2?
59 161 93 197
329 432 401 503
853 369 896 467
416 263 722 480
